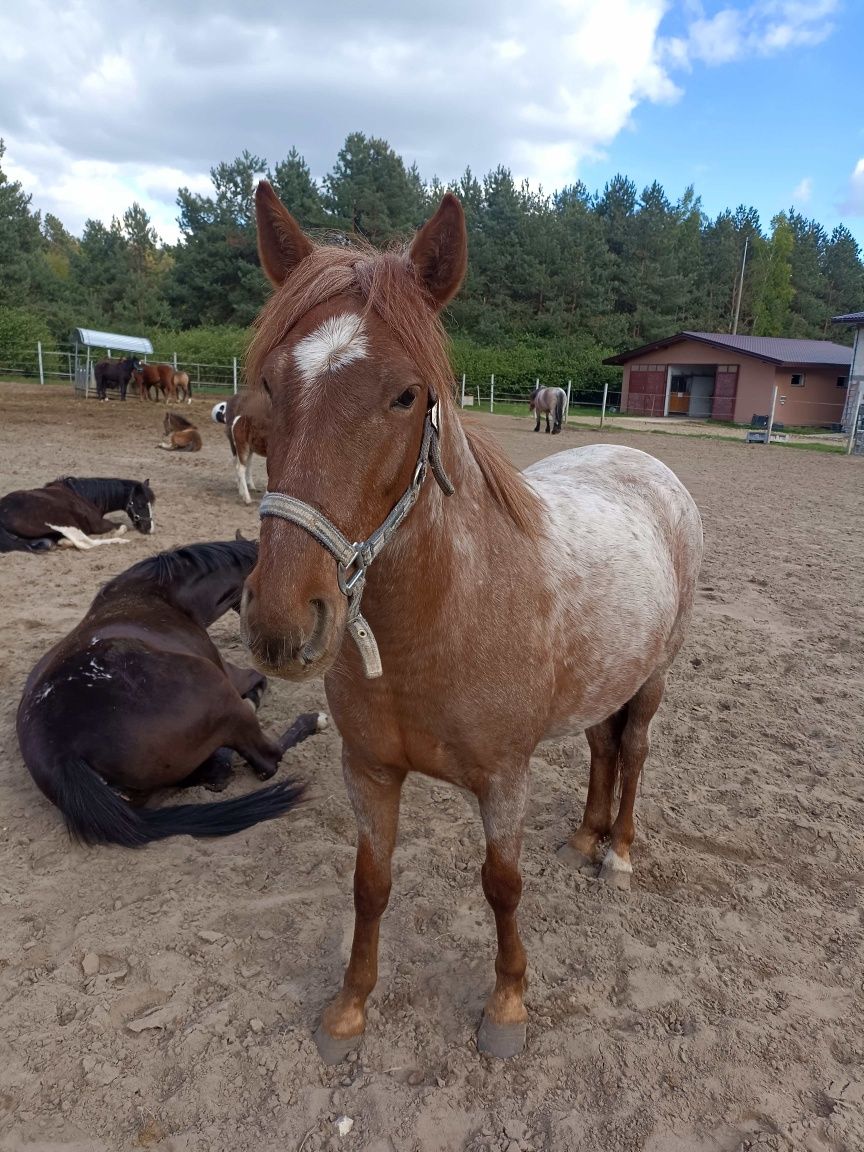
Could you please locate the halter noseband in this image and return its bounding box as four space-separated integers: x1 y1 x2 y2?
258 395 454 679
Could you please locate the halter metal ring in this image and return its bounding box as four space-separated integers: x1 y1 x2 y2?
337 548 366 595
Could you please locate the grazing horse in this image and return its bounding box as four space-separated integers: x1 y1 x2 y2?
211 392 270 504
94 357 141 402
133 362 192 404
0 476 155 552
529 384 567 434
17 537 326 846
240 183 703 1062
159 412 202 452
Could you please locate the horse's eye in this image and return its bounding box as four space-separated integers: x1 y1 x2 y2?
392 389 416 409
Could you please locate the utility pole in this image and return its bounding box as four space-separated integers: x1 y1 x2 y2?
731 236 749 335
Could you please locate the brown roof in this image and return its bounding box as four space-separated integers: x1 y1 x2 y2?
604 331 852 368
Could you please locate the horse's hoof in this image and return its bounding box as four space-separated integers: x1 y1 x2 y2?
552 428 561 435
598 851 633 890
313 1024 360 1066
477 1016 526 1060
255 765 277 781
556 842 597 875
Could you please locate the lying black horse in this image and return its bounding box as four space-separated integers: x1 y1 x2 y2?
17 536 325 846
0 476 154 552
94 357 141 401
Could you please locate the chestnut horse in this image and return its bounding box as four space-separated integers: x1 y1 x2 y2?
241 184 703 1062
211 392 270 504
134 362 192 404
159 411 202 452
529 384 567 434
17 537 325 846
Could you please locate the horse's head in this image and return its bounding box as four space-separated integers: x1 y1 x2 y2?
241 181 467 681
211 401 228 425
127 480 155 535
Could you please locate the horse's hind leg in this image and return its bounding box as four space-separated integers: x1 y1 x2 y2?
245 454 257 493
545 412 551 434
558 707 626 871
182 748 235 792
598 671 667 889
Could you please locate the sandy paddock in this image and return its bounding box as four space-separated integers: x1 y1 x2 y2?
0 382 862 1152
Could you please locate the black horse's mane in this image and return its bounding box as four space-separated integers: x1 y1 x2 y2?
104 538 259 593
55 476 154 509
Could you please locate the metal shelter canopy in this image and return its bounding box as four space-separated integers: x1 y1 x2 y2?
72 329 153 399
72 329 153 355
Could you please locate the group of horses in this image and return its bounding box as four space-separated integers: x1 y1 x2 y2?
4 183 704 1065
94 357 192 404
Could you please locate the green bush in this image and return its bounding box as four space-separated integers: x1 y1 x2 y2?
0 307 56 377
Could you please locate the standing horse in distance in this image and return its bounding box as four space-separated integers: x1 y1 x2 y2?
0 476 155 551
211 392 270 504
133 362 192 404
529 384 567 434
17 537 326 846
94 357 141 402
159 412 202 452
240 183 703 1063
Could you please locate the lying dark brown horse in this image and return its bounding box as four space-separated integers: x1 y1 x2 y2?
133 363 192 404
211 393 270 504
17 537 326 846
159 412 202 452
94 357 141 401
0 476 155 552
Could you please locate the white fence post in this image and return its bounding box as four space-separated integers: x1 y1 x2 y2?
600 380 609 429
173 352 178 370
232 357 238 394
37 341 44 385
460 373 466 407
846 380 863 455
490 374 495 413
765 383 779 445
566 379 572 426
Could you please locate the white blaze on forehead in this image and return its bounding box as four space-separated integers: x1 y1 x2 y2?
293 313 368 383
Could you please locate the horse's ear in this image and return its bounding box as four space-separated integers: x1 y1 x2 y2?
409 192 468 310
255 180 314 287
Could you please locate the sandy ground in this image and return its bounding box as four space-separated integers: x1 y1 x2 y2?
0 382 862 1152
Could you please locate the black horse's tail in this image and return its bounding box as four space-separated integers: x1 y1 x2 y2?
554 390 565 430
0 523 53 553
34 757 305 847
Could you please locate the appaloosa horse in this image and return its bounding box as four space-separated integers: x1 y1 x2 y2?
211 392 270 504
529 384 567 434
0 476 155 552
17 537 326 846
240 183 703 1062
94 357 141 401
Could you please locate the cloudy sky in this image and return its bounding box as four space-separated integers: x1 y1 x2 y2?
2 0 862 244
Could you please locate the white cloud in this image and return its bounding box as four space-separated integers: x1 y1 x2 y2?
792 177 813 204
672 0 839 67
840 159 864 217
0 0 844 240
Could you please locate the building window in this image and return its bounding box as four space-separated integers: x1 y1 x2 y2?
837 376 848 388
790 373 805 388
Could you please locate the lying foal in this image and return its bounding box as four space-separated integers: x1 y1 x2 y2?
159 412 202 452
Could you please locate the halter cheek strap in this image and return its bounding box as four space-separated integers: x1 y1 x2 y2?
258 397 454 679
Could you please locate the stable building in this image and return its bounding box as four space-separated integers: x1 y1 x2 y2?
604 332 852 427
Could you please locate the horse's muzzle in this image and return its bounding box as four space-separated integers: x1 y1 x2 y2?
240 584 341 682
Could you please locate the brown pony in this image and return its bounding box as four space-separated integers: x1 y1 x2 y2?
240 184 703 1062
211 393 270 504
134 363 192 404
159 412 202 452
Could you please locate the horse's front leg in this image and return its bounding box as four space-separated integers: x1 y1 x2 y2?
315 752 405 1064
476 770 529 1059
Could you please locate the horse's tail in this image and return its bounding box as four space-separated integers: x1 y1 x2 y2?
31 756 305 847
0 523 51 553
555 390 565 429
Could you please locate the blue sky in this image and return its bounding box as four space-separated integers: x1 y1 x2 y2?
1 0 862 246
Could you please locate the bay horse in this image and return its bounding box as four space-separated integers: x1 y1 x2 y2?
17 537 326 846
159 412 202 452
134 362 192 404
211 392 270 504
529 384 567 434
240 183 703 1062
0 476 155 552
94 357 141 402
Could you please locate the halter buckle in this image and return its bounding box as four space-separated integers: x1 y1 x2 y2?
337 548 366 596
